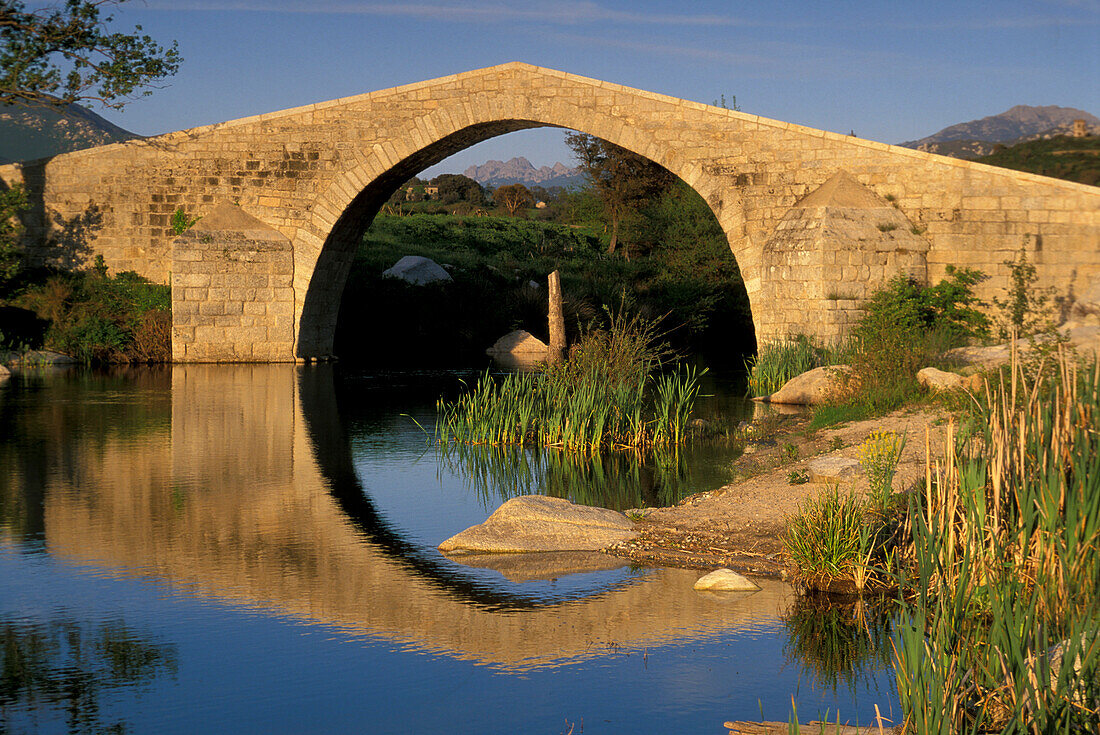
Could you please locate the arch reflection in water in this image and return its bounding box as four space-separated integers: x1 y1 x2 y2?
33 364 794 672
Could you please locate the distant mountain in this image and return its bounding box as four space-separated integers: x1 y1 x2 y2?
899 105 1100 158
0 100 138 164
464 157 584 189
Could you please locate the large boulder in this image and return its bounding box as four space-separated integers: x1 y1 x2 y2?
766 365 855 405
917 367 964 392
382 255 453 285
0 363 9 383
807 456 861 483
438 495 637 554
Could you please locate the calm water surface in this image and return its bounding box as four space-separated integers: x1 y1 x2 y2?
0 365 898 734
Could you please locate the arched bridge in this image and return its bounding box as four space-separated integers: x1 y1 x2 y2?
1 62 1098 361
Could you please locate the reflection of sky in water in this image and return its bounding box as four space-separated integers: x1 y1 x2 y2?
0 368 898 732
1 548 900 734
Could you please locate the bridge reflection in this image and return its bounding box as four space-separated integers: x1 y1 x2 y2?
20 365 792 670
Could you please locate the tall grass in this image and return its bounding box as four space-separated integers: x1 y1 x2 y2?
745 334 845 397
436 313 704 454
895 346 1100 733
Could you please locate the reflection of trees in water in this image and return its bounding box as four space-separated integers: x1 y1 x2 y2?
438 443 691 511
0 619 178 734
782 596 896 696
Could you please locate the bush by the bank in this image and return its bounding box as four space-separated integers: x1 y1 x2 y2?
2 260 171 363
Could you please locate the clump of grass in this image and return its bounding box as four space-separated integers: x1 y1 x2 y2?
745 334 846 397
436 313 704 454
786 428 907 593
894 347 1100 732
785 486 868 592
877 222 898 232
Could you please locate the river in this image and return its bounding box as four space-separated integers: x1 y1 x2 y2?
0 364 898 733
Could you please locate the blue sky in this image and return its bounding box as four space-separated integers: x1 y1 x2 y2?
92 0 1100 176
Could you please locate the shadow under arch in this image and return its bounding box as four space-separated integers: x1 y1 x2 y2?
296 115 751 358
295 362 642 611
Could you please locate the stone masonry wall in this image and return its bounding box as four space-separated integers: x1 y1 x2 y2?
172 227 295 362
1 62 1098 359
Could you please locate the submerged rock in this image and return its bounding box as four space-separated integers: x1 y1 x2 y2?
766 365 855 405
382 255 453 285
693 568 759 592
438 495 637 554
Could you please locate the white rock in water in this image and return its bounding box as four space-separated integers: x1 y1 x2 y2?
382 255 453 285
693 568 760 592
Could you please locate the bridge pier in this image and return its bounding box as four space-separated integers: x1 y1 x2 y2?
171 203 297 362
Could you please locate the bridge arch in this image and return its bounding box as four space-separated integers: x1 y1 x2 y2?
296 104 749 358
3 62 1097 363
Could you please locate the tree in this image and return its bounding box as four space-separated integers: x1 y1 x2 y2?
0 183 27 289
492 183 533 217
429 173 486 206
0 0 181 109
565 132 673 257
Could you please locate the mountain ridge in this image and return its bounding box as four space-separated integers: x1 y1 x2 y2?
0 100 138 164
463 156 584 189
899 104 1099 158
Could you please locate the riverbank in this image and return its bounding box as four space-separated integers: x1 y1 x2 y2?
606 404 949 577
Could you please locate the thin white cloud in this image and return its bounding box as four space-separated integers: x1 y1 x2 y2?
141 0 752 26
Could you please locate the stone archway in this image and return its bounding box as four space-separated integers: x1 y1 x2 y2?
2 62 1096 363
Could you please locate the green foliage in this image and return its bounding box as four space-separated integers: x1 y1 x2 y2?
991 244 1057 340
0 183 28 289
491 182 533 217
565 131 674 256
169 206 200 236
844 267 987 409
0 0 181 109
895 354 1100 732
436 315 704 454
970 134 1100 187
12 265 170 363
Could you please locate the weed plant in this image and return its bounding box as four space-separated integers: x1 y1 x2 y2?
858 430 905 509
894 347 1100 732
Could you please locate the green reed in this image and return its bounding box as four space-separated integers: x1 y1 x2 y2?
436 364 702 453
437 314 703 454
894 346 1100 733
745 334 847 397
438 442 691 511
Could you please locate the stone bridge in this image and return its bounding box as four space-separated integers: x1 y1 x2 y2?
1 62 1097 361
